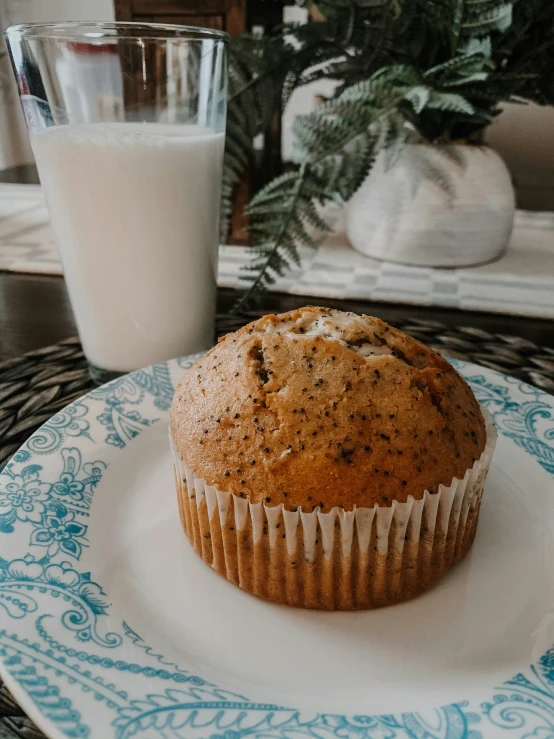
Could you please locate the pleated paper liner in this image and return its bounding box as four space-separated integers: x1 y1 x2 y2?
170 409 497 610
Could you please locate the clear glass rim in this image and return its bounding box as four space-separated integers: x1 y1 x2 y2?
4 21 229 43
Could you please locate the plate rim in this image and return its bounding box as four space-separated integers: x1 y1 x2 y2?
0 356 553 739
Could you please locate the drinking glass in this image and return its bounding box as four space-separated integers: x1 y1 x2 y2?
5 22 228 383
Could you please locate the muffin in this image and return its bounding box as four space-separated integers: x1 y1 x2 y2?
169 306 496 609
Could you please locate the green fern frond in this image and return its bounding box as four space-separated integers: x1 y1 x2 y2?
299 197 334 232
247 171 300 207
426 91 475 113
461 3 512 36
287 217 319 252
464 0 509 9
233 74 415 312
404 85 431 113
450 0 465 52
442 71 489 86
461 36 492 56
423 52 492 81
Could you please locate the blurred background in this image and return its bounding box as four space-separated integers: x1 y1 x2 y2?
2 0 554 211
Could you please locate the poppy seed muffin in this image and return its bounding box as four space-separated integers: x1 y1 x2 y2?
170 306 496 609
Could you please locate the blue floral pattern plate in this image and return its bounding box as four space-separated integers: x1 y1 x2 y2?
0 356 553 739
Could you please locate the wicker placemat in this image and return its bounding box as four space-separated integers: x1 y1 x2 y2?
0 312 554 737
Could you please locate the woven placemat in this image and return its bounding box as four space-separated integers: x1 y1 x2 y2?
0 311 554 737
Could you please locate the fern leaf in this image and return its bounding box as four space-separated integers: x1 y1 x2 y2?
298 198 334 232
442 71 489 86
404 85 431 113
246 172 300 210
424 52 492 81
461 3 512 36
450 0 465 52
461 36 492 56
464 0 509 8
426 91 475 113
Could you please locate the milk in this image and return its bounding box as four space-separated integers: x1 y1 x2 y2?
31 122 224 372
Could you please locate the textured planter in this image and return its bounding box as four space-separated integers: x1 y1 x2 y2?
345 143 515 268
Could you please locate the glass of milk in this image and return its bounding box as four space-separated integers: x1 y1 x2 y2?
4 22 227 383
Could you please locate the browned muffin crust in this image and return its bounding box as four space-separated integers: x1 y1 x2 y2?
170 307 486 510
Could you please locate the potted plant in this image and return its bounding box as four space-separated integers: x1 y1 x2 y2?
223 0 554 308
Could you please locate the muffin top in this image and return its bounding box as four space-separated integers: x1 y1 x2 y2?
170 307 486 511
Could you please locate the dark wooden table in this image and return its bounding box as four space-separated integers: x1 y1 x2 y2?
2 270 554 364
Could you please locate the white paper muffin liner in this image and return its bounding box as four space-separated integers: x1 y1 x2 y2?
170 408 497 610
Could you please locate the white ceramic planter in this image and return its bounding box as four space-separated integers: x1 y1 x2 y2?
345 143 515 268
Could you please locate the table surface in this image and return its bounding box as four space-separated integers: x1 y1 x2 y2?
3 271 554 365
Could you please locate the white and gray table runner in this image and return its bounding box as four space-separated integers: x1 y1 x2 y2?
1 182 554 318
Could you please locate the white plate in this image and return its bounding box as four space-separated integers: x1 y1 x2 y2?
0 356 553 739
